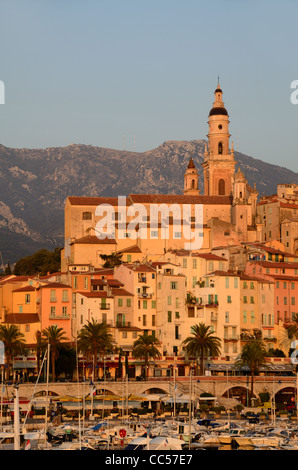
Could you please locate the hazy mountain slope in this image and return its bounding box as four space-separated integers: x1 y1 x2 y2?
0 140 297 264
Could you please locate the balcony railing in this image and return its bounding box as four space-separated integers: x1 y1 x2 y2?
138 293 153 299
100 303 111 310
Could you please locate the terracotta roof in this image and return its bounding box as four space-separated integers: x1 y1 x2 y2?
123 263 156 272
38 282 71 289
240 273 274 283
117 245 142 254
71 235 117 245
129 194 233 205
268 274 298 281
68 196 122 206
249 261 298 269
77 291 113 298
4 314 40 324
12 285 36 293
194 253 228 261
112 288 134 296
107 279 124 287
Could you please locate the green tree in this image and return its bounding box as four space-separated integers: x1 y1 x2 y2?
77 319 114 380
40 325 69 382
99 252 122 268
234 340 268 404
132 333 161 380
182 323 221 376
13 247 62 276
0 324 26 380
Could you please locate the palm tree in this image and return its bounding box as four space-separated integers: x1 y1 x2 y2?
77 319 114 380
0 324 26 381
182 323 221 376
234 339 268 404
132 333 161 380
40 325 69 382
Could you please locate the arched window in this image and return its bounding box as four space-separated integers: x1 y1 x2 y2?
218 179 225 195
191 179 196 189
218 142 223 154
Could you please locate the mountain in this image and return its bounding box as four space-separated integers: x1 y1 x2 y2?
1 139 298 265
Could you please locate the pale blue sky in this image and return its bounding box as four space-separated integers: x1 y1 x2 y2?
1 0 298 170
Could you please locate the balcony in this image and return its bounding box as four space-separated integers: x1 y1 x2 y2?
138 293 153 299
116 321 132 328
224 335 239 342
100 303 111 310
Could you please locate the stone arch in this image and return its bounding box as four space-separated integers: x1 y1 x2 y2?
274 386 296 410
141 387 168 395
221 386 256 406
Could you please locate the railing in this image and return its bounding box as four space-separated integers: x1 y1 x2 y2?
100 303 110 310
138 293 153 299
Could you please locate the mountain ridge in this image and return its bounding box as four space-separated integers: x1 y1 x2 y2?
1 139 298 265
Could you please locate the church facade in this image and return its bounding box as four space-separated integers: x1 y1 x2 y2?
61 83 260 271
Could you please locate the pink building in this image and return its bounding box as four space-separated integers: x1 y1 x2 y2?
246 261 298 324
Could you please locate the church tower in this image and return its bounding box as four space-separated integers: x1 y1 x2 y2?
184 156 200 195
202 82 236 196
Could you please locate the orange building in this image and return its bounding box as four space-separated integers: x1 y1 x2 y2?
37 282 72 340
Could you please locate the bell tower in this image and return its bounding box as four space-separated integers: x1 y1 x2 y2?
184 156 200 195
202 82 236 196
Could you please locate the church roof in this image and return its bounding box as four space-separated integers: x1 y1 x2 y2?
187 157 196 169
209 107 228 116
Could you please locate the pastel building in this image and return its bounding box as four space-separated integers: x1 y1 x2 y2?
37 282 72 340
194 271 241 360
114 263 158 333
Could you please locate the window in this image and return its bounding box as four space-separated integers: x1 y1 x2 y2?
193 258 197 269
225 277 229 288
143 300 147 309
25 294 31 304
73 277 78 289
292 297 296 306
243 310 247 323
82 212 92 220
62 306 68 316
243 296 247 303
152 315 156 326
122 331 127 339
50 306 56 317
183 258 187 268
208 261 214 271
284 297 287 305
84 277 88 289
127 254 132 262
18 305 23 313
118 298 123 307
171 281 178 290
227 296 232 303
291 282 295 290
167 296 172 306
50 289 57 302
62 290 69 302
276 281 279 288
251 311 255 323
250 297 254 304
168 311 172 322
151 300 156 309
234 278 238 288
225 311 229 323
126 298 131 307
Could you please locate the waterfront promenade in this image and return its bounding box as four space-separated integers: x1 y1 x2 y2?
3 375 298 404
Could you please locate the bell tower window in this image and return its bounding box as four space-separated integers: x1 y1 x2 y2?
218 142 223 155
218 179 225 195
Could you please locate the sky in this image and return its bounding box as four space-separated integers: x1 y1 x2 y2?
1 0 298 171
